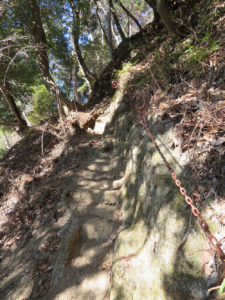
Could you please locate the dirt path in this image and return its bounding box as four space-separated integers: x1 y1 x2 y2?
47 132 122 300
0 118 122 300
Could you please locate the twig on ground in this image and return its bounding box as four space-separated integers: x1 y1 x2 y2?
177 211 192 252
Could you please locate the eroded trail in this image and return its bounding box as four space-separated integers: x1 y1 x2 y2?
48 133 122 300
0 117 122 300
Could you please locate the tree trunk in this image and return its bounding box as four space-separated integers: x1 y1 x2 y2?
97 0 118 46
73 68 81 104
30 0 74 116
22 111 32 126
3 133 11 149
94 0 114 53
108 0 127 44
157 0 177 36
106 7 113 58
89 32 104 72
115 0 142 31
0 82 28 129
56 85 63 122
69 0 97 86
73 34 97 83
67 74 71 101
68 26 92 93
128 17 130 37
72 67 81 111
111 19 119 46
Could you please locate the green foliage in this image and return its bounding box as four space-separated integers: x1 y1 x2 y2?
77 80 89 96
0 129 12 159
28 85 57 125
179 31 219 77
219 278 225 296
117 61 135 77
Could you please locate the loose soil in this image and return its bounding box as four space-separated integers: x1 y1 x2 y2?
0 115 122 300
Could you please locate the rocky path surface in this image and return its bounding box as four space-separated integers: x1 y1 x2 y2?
0 116 122 300
48 133 122 300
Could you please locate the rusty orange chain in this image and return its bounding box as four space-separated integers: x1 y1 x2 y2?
112 81 225 264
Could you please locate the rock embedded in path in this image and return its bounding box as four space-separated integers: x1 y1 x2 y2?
53 216 80 287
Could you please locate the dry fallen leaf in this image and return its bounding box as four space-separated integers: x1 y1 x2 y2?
39 264 48 270
47 265 54 272
214 137 225 146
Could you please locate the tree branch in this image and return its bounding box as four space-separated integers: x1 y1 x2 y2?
0 121 24 128
93 0 114 51
108 0 127 44
115 0 142 31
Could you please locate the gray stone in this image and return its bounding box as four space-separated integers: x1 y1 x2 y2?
105 96 218 300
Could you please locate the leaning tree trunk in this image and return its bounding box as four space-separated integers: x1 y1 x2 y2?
22 111 32 126
115 0 142 31
30 0 74 116
157 0 177 36
69 0 97 88
72 67 82 111
93 0 114 55
111 18 119 46
108 0 127 44
90 32 104 72
73 34 97 83
67 74 71 101
106 7 113 58
0 82 28 130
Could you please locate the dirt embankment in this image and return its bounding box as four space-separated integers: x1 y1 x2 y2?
0 1 225 299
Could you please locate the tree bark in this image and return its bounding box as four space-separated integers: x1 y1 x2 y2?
22 111 32 126
115 0 142 31
72 67 81 111
30 0 74 116
106 7 113 58
94 0 114 53
157 0 177 36
73 34 97 83
111 19 119 46
97 1 119 46
67 74 71 101
69 0 97 85
108 0 127 44
68 26 91 93
89 32 104 72
0 121 23 127
0 82 28 129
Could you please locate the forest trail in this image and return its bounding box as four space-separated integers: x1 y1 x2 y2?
1 2 225 298
0 113 122 300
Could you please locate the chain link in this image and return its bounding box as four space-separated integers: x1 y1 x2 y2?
112 82 225 265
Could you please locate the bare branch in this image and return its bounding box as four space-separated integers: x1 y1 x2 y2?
0 36 28 44
0 121 22 127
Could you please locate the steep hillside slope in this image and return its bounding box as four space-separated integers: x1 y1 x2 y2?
0 1 225 299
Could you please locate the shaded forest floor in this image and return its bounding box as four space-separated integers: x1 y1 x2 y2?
0 115 123 300
0 0 225 299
